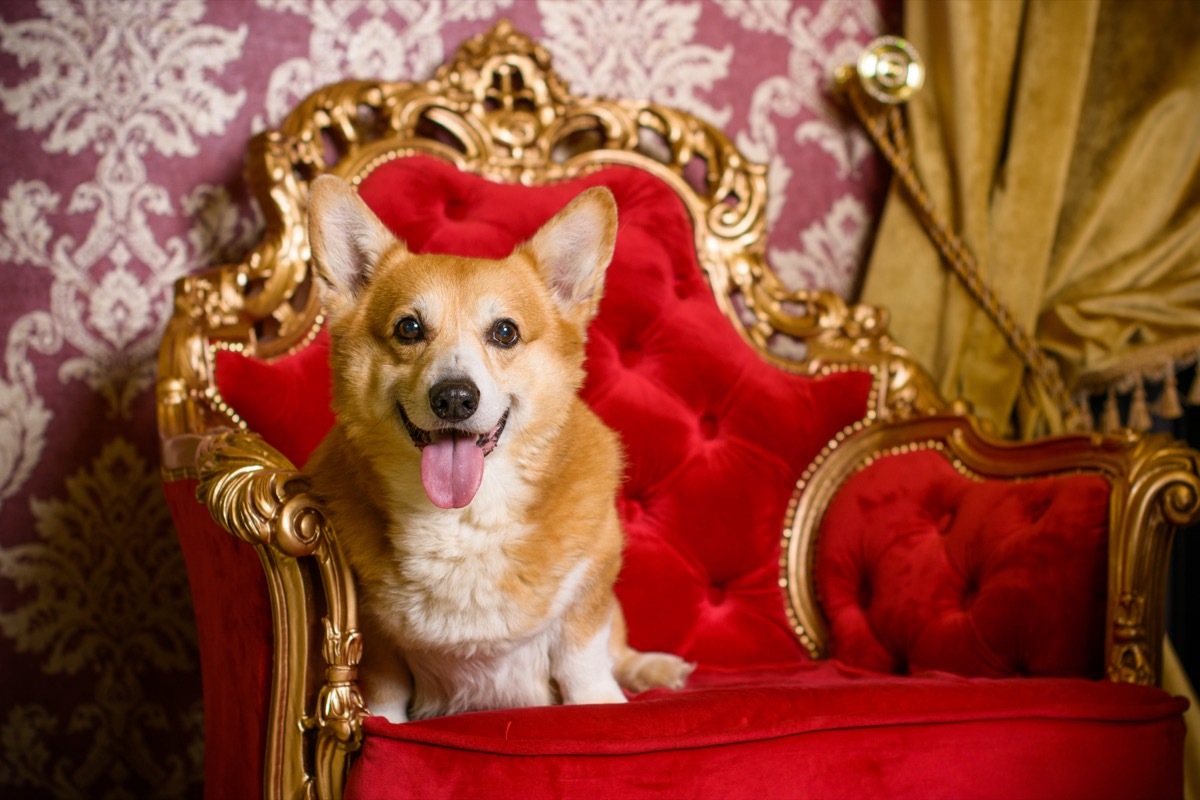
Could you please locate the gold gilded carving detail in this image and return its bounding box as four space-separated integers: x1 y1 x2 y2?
309 619 367 800
1110 592 1150 685
196 430 323 558
1105 438 1200 684
156 268 252 447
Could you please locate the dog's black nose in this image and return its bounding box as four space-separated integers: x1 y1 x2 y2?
429 379 479 422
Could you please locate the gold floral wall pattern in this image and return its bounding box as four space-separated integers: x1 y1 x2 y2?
0 1 893 796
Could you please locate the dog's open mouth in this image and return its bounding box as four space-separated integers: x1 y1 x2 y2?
397 404 509 510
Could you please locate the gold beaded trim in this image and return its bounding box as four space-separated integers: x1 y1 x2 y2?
778 363 882 657
202 340 251 431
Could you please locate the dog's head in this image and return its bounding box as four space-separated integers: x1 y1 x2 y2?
308 175 617 510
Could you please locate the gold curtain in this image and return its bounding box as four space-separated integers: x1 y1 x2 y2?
860 0 1200 439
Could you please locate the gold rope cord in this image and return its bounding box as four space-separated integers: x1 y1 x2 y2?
837 46 1083 434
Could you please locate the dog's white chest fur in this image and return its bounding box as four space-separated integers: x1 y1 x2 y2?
381 458 542 647
393 517 535 650
371 466 608 719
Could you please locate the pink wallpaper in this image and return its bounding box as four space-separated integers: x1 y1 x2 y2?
0 1 893 796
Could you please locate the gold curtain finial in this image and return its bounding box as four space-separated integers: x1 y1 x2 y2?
851 36 925 105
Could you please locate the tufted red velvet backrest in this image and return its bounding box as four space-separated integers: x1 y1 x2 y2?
214 157 874 667
815 448 1111 678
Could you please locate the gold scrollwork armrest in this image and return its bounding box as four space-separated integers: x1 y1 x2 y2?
1107 432 1200 684
195 429 366 800
196 429 326 557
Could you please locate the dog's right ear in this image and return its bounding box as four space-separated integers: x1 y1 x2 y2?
308 174 404 315
525 186 618 324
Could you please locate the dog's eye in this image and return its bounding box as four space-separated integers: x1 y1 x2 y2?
490 319 519 348
394 315 423 343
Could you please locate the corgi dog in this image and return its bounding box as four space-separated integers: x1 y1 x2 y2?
304 175 693 722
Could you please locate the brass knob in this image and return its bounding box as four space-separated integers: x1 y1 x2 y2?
853 36 924 104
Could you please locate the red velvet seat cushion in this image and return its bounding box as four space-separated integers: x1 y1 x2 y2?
214 157 874 667
347 662 1186 800
816 449 1111 678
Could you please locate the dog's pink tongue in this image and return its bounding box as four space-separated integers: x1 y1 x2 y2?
420 433 484 509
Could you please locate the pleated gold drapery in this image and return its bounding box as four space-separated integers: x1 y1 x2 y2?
860 0 1200 439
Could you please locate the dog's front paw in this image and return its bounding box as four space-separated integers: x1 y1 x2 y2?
565 679 628 706
616 651 695 693
368 699 410 724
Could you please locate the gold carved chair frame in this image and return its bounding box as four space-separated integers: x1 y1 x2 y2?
155 21 1200 800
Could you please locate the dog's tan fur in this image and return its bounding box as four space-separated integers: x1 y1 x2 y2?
305 175 692 721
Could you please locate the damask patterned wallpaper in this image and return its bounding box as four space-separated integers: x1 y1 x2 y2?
0 1 892 797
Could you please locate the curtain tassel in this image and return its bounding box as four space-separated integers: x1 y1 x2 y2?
1189 351 1200 406
1157 360 1184 419
1076 391 1095 431
1102 387 1122 433
1127 374 1153 431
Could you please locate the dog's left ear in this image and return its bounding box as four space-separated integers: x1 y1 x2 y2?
308 174 404 317
525 186 617 322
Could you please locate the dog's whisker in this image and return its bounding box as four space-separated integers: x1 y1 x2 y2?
366 407 393 436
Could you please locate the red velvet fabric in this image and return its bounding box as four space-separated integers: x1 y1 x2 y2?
348 662 1186 800
816 449 1112 678
215 157 875 666
163 479 272 800
214 330 335 470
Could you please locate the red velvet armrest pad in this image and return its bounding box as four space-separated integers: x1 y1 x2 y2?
816 449 1112 678
347 663 1185 800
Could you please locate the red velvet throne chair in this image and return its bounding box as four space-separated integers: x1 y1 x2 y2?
157 22 1200 800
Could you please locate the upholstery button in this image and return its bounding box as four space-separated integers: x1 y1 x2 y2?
623 497 644 523
699 413 719 440
1025 497 1051 523
444 196 468 220
674 275 691 299
962 582 978 611
620 344 642 368
936 510 955 534
857 576 873 610
707 585 725 606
